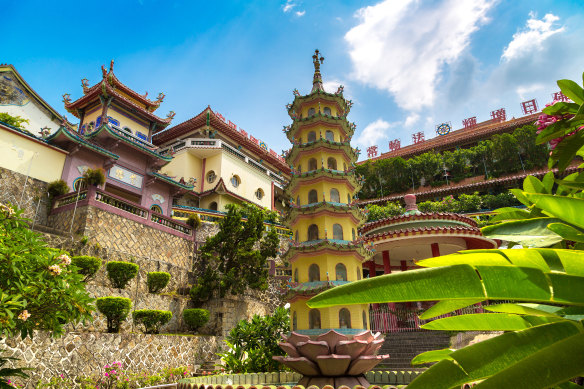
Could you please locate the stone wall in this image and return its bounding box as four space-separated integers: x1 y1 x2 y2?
0 166 51 225
1 331 219 388
450 331 503 349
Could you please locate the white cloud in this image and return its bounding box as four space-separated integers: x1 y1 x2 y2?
354 118 394 148
345 0 495 112
404 113 420 128
501 13 564 62
516 83 545 101
283 0 296 13
295 10 306 17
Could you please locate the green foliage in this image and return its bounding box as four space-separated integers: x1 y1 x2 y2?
186 213 201 229
106 261 139 289
71 256 101 281
132 309 172 334
83 168 106 186
190 203 279 305
147 272 171 293
0 349 30 388
182 308 210 331
47 180 70 198
96 297 132 333
0 112 29 130
0 202 94 340
218 307 289 373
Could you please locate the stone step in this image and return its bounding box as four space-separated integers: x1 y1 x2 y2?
374 331 452 370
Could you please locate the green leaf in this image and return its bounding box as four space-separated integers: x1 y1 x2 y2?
489 207 532 222
550 130 584 172
483 303 563 317
411 348 455 365
525 193 584 229
557 79 584 104
547 223 584 243
420 299 483 320
481 217 563 247
542 171 555 193
524 175 546 194
509 188 532 207
542 102 580 115
421 313 562 331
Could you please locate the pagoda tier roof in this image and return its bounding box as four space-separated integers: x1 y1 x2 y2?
358 165 581 206
285 169 362 195
45 125 120 160
360 212 478 235
285 201 367 226
147 172 194 191
285 138 358 166
288 89 352 119
152 107 291 175
197 177 253 204
361 113 540 164
284 113 356 142
282 239 373 263
286 280 350 299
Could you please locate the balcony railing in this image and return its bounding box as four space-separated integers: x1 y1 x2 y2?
109 125 156 149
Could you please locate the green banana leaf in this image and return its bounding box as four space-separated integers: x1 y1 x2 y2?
481 217 563 247
421 313 562 331
525 193 584 230
411 348 454 365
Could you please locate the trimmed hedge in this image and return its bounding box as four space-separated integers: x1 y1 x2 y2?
132 309 172 334
183 308 210 331
106 261 139 289
47 180 70 198
147 272 171 293
186 213 201 228
96 297 132 333
71 256 101 281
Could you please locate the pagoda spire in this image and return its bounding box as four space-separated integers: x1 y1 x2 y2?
311 49 325 93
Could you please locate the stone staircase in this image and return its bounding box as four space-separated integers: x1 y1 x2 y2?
375 331 452 370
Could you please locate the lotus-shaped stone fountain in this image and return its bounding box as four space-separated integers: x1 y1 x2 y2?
273 330 388 388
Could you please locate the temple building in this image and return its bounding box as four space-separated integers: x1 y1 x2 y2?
282 50 371 334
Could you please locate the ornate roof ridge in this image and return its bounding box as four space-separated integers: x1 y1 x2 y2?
364 224 485 242
361 212 478 233
148 171 194 190
45 125 120 160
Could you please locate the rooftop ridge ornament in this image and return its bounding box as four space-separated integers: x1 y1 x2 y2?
311 49 325 93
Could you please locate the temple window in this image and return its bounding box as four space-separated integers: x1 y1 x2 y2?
308 189 318 204
327 157 337 170
308 224 319 241
294 268 299 282
107 116 120 127
308 158 317 171
297 164 302 173
333 223 343 240
335 263 347 281
209 201 218 211
231 175 241 188
325 130 334 142
308 108 316 116
150 204 163 215
357 267 362 280
206 171 217 184
309 309 321 329
352 228 356 240
307 131 316 142
293 311 298 330
330 188 340 203
362 311 367 329
339 308 351 329
255 188 264 200
121 127 132 134
309 263 320 282
324 107 331 116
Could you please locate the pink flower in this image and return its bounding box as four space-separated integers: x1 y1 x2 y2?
48 264 62 276
18 310 31 321
57 254 71 266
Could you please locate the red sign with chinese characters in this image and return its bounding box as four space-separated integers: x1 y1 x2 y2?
388 139 401 152
367 145 378 158
412 132 425 144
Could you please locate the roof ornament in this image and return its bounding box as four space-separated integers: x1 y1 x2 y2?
109 59 114 73
142 91 148 98
81 78 89 89
311 49 325 93
62 93 71 104
166 111 176 120
156 92 166 104
38 126 51 138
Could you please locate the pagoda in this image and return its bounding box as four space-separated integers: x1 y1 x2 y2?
274 51 387 388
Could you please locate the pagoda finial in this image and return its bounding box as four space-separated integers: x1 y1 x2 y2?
311 49 325 93
109 59 114 73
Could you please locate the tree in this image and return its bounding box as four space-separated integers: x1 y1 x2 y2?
190 203 279 304
0 113 29 130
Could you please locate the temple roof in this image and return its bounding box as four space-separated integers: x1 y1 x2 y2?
45 124 120 160
285 201 367 226
282 239 373 263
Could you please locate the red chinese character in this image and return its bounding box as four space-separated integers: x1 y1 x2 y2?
388 139 401 152
228 120 237 130
269 149 278 157
412 131 425 144
553 92 570 102
462 117 477 129
239 129 248 138
490 108 506 122
215 112 225 122
367 145 378 158
521 99 538 115
249 135 259 145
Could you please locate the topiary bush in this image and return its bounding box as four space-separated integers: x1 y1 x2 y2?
96 297 132 333
183 308 210 331
47 180 70 198
186 213 201 228
83 167 106 186
147 272 171 293
132 309 172 334
71 256 101 281
106 261 139 289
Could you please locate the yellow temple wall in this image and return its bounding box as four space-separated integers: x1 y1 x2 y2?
219 152 273 210
0 127 66 182
160 152 203 189
298 151 348 172
83 109 101 127
299 102 339 118
292 253 363 283
292 215 356 242
298 126 344 143
291 301 368 331
294 182 353 206
107 107 149 135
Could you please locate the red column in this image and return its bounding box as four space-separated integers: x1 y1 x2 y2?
200 158 206 192
382 251 391 274
400 260 407 272
431 243 440 257
367 261 376 277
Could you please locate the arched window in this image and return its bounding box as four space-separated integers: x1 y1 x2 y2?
308 224 319 241
327 157 337 170
325 130 334 142
293 311 298 330
347 194 351 203
308 108 316 116
343 163 347 171
352 228 356 241
333 224 343 240
339 308 351 329
309 309 321 329
308 158 317 171
294 268 299 282
362 311 367 329
150 204 163 214
209 201 218 211
297 164 302 173
335 263 347 281
206 171 217 184
307 131 317 142
231 175 240 188
330 188 340 203
357 267 362 280
255 188 264 200
295 231 299 243
309 263 320 282
324 107 331 116
308 189 318 204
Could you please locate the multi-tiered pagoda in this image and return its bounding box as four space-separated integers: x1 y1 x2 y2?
275 51 386 388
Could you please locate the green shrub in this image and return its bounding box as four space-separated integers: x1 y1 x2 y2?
83 168 106 186
71 256 102 281
182 308 210 331
147 272 171 293
47 180 70 198
132 309 172 334
96 297 132 333
186 213 201 228
106 261 139 289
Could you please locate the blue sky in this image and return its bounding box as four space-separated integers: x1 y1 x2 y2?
4 0 584 161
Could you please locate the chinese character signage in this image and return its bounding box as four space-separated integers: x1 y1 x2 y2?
367 145 378 158
521 99 538 115
462 117 477 129
490 108 506 122
388 139 401 152
108 165 143 189
412 131 425 144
